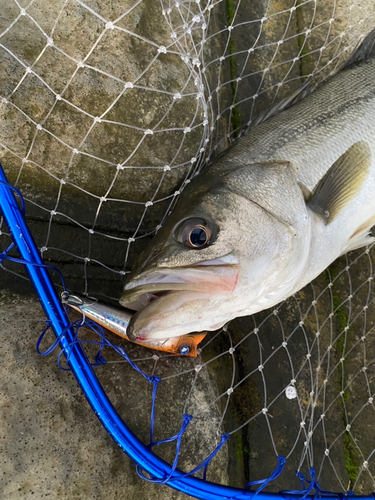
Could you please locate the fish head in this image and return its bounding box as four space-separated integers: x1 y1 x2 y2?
120 162 309 340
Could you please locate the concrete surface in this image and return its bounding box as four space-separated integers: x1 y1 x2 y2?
1 1 375 499
0 292 228 499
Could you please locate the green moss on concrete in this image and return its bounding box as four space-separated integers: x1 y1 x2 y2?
343 433 359 486
235 431 245 465
325 267 359 487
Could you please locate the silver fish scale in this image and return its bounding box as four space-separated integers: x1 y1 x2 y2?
210 57 375 193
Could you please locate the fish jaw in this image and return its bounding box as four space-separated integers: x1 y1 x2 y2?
120 263 240 340
125 290 236 340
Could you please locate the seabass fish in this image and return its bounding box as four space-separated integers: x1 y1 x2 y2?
120 31 375 342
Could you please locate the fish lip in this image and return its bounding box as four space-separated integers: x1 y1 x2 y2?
123 254 239 291
120 281 192 313
120 270 192 311
120 261 240 313
119 271 205 312
123 270 189 292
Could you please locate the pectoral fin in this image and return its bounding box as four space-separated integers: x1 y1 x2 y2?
340 215 375 255
308 141 371 224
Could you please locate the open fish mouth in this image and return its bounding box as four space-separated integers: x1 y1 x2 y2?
120 261 240 341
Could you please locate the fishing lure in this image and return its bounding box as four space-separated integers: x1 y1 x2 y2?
61 292 206 357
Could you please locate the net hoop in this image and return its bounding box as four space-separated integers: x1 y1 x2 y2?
2 168 375 500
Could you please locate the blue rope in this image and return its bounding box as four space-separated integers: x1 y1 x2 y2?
37 315 231 486
149 375 161 445
237 455 287 499
0 180 26 215
187 432 229 480
136 413 193 484
281 467 344 500
0 253 67 291
282 468 320 499
36 318 105 370
136 373 230 485
36 315 156 382
0 180 67 289
0 242 15 259
136 413 229 485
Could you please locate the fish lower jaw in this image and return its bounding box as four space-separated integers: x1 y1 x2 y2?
127 292 251 341
130 315 229 341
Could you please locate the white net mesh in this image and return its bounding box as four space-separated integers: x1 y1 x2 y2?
1 0 375 495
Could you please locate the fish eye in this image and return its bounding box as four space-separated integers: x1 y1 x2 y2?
176 218 214 249
188 226 208 248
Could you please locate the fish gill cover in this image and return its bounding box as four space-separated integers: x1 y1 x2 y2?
1 0 375 497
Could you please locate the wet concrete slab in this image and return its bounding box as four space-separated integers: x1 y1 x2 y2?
0 293 227 499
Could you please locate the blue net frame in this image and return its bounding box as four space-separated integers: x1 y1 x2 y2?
1 162 374 500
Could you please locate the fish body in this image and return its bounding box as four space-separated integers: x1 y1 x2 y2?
120 32 375 341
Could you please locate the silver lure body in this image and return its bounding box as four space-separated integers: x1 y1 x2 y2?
62 293 206 356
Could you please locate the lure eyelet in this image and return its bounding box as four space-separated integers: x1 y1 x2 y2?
179 345 190 355
61 291 84 306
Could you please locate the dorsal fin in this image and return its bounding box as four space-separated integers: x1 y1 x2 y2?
249 28 375 131
247 81 314 131
343 28 375 69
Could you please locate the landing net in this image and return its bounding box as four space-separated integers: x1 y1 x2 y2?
1 0 375 497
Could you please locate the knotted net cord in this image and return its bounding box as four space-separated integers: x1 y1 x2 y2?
1 0 375 495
